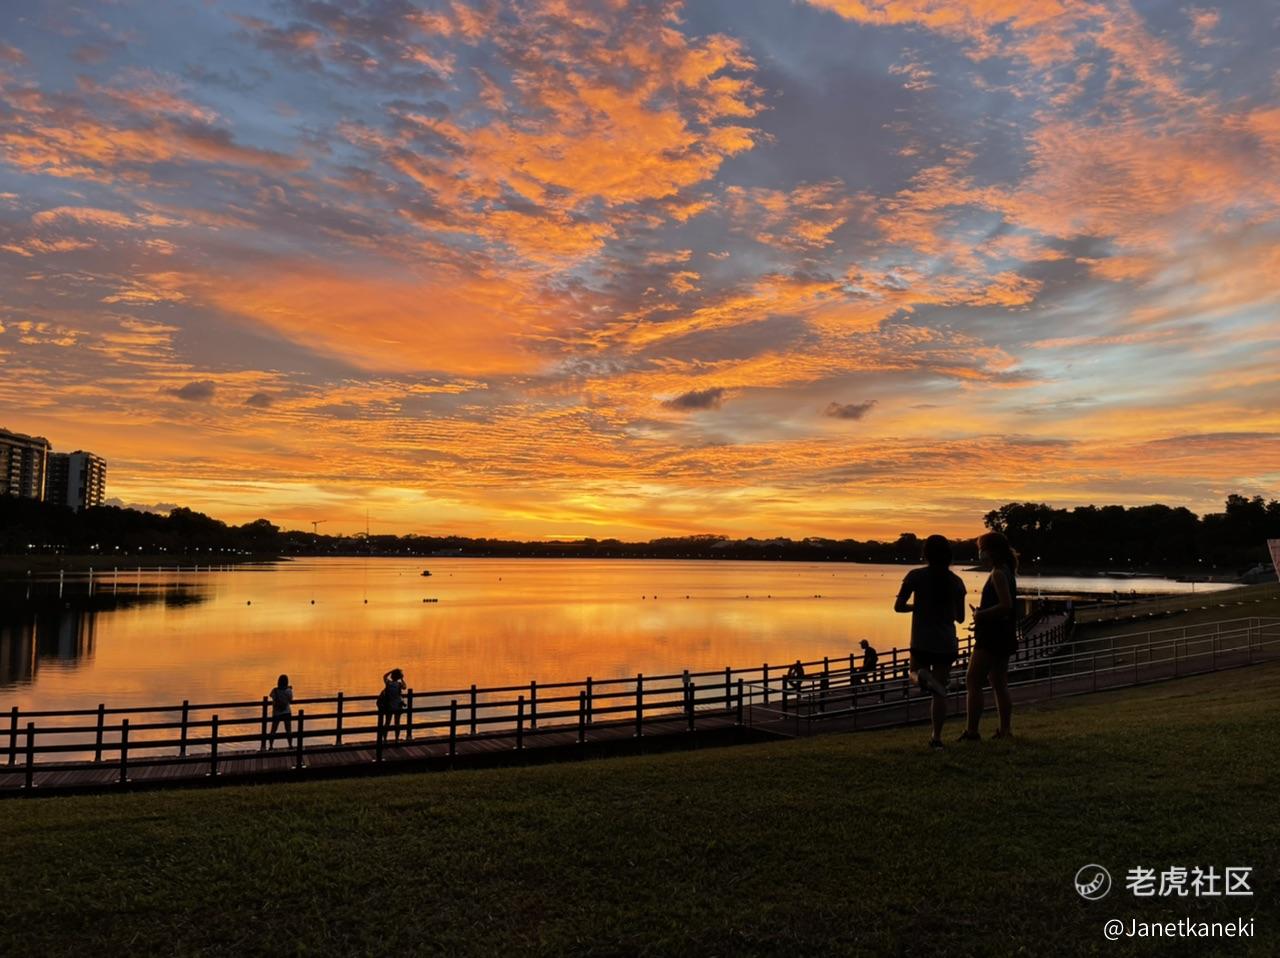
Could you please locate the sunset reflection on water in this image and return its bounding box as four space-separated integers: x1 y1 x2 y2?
0 558 1230 712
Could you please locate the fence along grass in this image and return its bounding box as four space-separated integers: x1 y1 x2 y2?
18 612 1272 794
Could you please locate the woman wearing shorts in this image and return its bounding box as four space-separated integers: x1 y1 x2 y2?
961 531 1019 741
895 534 966 749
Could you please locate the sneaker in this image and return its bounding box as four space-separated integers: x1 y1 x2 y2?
956 730 981 742
928 738 944 750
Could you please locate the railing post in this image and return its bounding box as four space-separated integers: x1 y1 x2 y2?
295 709 305 769
821 657 829 713
1174 640 1180 677
469 684 477 736
449 700 458 757
119 719 130 783
94 704 105 763
1211 633 1216 670
7 706 17 766
179 700 190 757
635 673 644 738
336 691 345 746
24 722 35 790
586 677 594 724
1048 658 1053 697
516 695 525 751
528 681 537 730
577 690 586 744
687 681 696 732
1092 654 1097 692
736 678 744 726
406 689 415 741
376 718 384 763
724 667 731 712
763 663 769 704
209 715 219 777
260 697 269 751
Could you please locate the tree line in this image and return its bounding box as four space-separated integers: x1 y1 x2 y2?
1 493 1275 572
982 495 1279 570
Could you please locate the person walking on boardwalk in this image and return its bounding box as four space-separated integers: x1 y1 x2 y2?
858 639 879 682
378 668 408 743
267 673 293 750
960 531 1019 741
894 534 966 749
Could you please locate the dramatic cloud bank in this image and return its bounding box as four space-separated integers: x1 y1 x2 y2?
1 0 1276 538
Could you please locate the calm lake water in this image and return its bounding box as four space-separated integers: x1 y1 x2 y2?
0 558 1235 712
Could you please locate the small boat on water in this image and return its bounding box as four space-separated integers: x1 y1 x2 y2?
421 570 432 577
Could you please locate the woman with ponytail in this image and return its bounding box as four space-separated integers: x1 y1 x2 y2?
960 531 1019 740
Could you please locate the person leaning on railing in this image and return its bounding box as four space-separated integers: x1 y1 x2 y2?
378 668 408 743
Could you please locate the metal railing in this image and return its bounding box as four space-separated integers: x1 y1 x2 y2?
744 617 1280 736
0 610 1080 789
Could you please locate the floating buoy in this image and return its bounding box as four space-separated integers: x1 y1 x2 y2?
310 599 315 605
246 600 252 605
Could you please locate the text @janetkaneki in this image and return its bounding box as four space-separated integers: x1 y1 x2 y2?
1075 865 1258 942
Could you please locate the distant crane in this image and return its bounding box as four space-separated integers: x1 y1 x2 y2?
310 520 328 535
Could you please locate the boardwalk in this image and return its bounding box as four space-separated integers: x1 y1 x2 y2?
3 615 1275 797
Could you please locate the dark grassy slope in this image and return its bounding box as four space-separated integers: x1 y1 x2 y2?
2 664 1275 957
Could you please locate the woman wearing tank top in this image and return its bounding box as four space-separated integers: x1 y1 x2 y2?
960 531 1019 741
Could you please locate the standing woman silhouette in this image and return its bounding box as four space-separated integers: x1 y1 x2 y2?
894 534 966 749
268 674 293 750
961 532 1019 740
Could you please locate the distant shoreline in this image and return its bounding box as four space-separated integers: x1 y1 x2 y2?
0 552 1252 584
0 554 279 577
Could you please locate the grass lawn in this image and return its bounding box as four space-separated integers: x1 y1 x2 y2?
2 664 1275 957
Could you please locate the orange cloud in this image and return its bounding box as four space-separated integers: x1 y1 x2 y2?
0 75 305 181
335 2 763 267
195 260 566 375
725 180 867 250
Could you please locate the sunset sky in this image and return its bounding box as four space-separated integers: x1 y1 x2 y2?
1 0 1277 540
